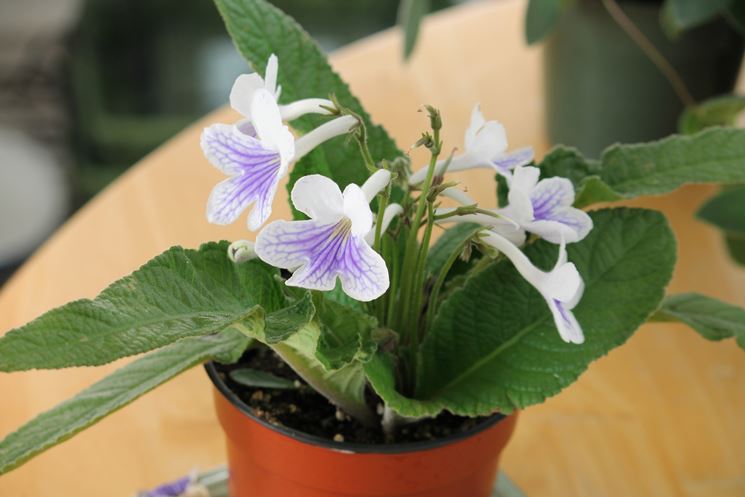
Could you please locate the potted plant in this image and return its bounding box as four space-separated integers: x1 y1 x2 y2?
1 1 745 496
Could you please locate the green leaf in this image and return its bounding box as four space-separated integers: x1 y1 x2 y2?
314 296 378 370
273 325 375 425
399 0 430 59
525 0 564 44
261 292 315 344
600 127 745 198
696 186 745 233
679 95 745 134
365 352 443 418
212 0 403 217
0 242 282 372
662 0 731 34
653 293 745 349
725 232 745 265
369 208 676 417
0 329 250 475
539 129 745 208
229 368 297 389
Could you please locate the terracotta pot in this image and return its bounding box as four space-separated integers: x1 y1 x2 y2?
206 363 518 497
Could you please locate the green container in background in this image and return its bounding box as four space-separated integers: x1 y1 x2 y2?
544 0 744 158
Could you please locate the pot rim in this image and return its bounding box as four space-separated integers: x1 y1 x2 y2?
205 361 507 454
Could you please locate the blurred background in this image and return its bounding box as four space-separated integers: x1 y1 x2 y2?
0 0 457 286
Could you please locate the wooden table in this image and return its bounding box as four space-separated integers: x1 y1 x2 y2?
2 1 744 495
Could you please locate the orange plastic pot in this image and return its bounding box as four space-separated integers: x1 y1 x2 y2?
206 363 518 497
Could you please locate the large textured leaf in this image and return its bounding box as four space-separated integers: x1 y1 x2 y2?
0 242 282 371
600 127 745 197
525 0 564 44
314 296 377 370
679 95 745 134
368 208 676 417
539 129 745 207
0 329 250 475
212 0 403 217
653 293 745 349
273 324 375 425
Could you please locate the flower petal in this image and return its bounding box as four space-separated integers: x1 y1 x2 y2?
531 177 574 218
527 210 593 243
464 104 487 150
548 298 584 344
468 121 508 162
291 174 344 222
337 237 389 301
255 219 333 271
343 184 373 236
264 53 279 95
202 124 282 228
255 219 389 301
492 146 534 176
207 162 281 229
540 260 582 303
250 88 295 173
201 123 275 176
229 73 264 118
507 166 540 223
524 219 579 244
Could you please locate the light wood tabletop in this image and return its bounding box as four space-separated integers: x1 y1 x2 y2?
1 0 744 495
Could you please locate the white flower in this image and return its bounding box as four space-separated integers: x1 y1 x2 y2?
255 173 394 301
437 166 592 245
230 53 333 122
499 166 592 244
481 231 585 344
409 104 534 184
201 88 356 230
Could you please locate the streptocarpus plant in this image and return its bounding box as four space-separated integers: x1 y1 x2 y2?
2 0 745 475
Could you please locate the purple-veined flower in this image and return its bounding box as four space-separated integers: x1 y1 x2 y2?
230 53 333 122
481 231 585 344
438 166 592 245
409 104 534 184
255 171 394 301
498 166 592 244
201 88 356 230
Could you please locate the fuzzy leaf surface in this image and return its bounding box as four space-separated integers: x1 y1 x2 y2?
0 242 282 371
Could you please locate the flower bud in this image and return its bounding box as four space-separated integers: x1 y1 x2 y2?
228 240 257 264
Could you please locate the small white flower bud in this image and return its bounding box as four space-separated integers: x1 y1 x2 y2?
228 240 257 264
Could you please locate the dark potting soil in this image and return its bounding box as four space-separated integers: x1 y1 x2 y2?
214 346 491 445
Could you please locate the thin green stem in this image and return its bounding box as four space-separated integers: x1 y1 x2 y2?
373 183 391 252
433 207 504 222
424 226 483 330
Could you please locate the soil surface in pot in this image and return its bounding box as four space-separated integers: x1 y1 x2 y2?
214 346 492 444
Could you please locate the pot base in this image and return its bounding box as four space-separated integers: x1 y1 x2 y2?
147 465 526 497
